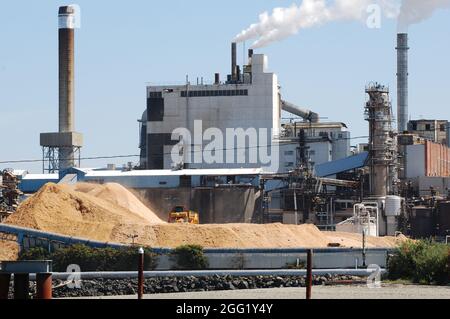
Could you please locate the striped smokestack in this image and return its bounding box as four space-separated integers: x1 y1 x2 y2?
396 33 409 133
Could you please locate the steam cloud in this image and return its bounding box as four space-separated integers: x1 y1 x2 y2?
234 0 450 48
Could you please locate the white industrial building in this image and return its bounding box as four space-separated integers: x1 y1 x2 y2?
278 122 351 172
139 44 333 173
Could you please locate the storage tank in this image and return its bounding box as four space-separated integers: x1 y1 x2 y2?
385 196 402 216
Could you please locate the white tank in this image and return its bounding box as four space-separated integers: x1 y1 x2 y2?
385 196 402 216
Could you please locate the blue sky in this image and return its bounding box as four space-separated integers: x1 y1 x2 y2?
1 1 449 173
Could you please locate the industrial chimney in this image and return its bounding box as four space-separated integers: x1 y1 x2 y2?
40 6 83 173
58 6 75 134
396 33 409 133
231 42 237 82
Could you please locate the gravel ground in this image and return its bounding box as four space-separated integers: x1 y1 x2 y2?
86 285 450 300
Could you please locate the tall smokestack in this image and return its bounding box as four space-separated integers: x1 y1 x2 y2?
58 6 76 168
231 42 237 82
59 6 75 133
397 33 409 133
40 6 83 173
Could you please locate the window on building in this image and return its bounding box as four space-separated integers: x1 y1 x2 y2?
284 151 294 156
285 162 294 168
309 150 316 156
426 124 431 131
180 89 248 98
440 124 447 132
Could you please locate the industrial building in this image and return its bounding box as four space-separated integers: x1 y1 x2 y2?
139 45 326 173
279 122 351 173
407 119 450 146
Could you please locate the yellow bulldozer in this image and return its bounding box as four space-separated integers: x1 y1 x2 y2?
168 206 199 224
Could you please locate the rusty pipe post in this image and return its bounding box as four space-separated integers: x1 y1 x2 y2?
137 247 144 300
13 273 30 300
36 273 53 300
0 274 11 299
306 249 313 300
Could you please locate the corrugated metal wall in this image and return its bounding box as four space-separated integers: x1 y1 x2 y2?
425 141 450 177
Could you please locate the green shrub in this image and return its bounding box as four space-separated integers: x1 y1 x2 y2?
19 244 158 272
19 247 51 261
388 240 450 285
170 245 209 270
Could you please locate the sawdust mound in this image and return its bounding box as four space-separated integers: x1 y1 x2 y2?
71 183 164 224
0 241 19 261
4 183 407 249
324 231 408 248
5 183 159 242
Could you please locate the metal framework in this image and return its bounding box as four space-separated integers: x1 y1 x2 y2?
41 146 81 173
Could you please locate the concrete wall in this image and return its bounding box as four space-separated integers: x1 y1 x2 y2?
136 187 260 224
406 144 425 178
413 176 450 196
406 142 450 178
155 248 390 270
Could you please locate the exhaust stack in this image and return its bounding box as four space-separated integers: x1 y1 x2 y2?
397 33 409 133
231 42 237 82
40 6 83 173
58 6 75 134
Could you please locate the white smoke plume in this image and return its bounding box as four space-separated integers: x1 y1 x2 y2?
398 0 450 31
235 0 450 48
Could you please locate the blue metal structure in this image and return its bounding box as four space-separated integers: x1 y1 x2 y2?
315 152 369 178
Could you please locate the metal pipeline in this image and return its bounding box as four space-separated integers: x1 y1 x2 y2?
281 100 319 123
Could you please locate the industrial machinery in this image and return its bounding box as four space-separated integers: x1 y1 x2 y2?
0 170 22 222
168 206 199 224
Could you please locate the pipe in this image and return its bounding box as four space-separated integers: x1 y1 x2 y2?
137 247 144 300
281 100 319 123
248 49 254 59
36 273 53 299
306 249 313 299
13 274 29 300
0 274 10 299
231 42 237 82
397 33 409 133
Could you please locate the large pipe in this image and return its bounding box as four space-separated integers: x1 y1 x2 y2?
397 33 409 133
281 100 319 123
447 121 450 148
58 6 77 168
231 42 237 82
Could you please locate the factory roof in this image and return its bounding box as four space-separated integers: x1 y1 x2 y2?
315 152 368 177
22 174 59 180
82 168 265 178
